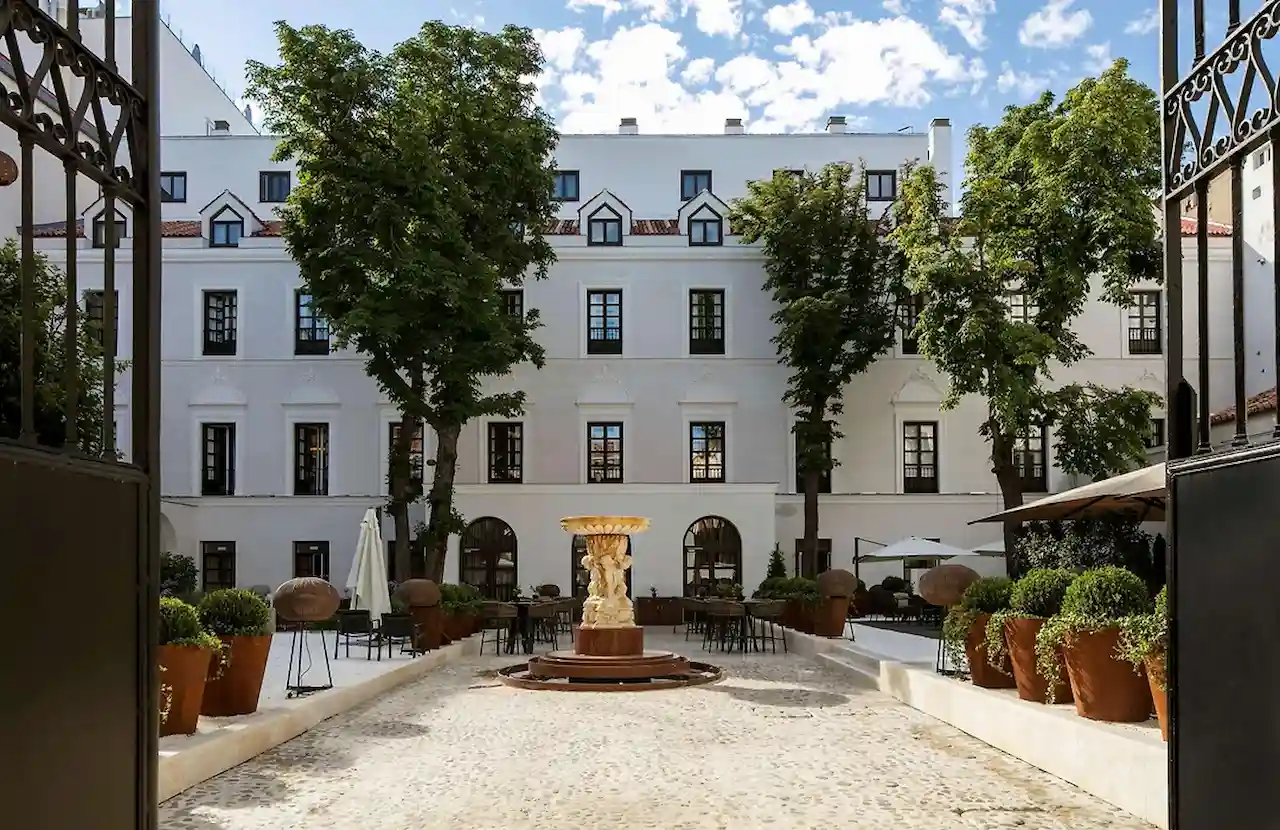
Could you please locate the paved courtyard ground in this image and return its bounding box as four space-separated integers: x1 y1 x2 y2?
160 633 1154 830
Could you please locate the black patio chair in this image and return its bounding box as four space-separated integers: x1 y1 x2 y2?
378 613 421 658
333 609 377 660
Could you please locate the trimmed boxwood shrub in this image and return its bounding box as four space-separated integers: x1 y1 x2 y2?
198 588 271 637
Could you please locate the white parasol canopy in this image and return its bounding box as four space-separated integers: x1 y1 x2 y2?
969 462 1166 524
858 537 971 561
346 508 392 621
966 539 1006 555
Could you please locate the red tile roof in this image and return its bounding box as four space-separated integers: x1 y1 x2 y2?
544 219 579 235
254 220 282 237
28 219 204 239
1181 217 1232 237
631 219 680 235
1210 387 1278 424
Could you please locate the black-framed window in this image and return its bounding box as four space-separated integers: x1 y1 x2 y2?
201 422 236 496
488 422 524 483
587 205 623 246
295 290 330 355
201 541 236 592
500 289 524 318
388 421 424 489
898 294 923 354
903 421 939 493
793 538 832 580
294 423 329 495
587 422 624 483
259 170 291 203
293 541 330 581
84 289 118 349
1014 426 1048 492
210 207 243 248
689 421 725 482
586 290 622 354
689 289 725 354
1128 290 1162 355
160 171 187 203
92 214 125 248
795 437 833 494
1147 417 1166 449
687 207 723 246
866 170 897 201
202 290 237 356
680 169 713 200
683 516 742 596
553 170 580 202
1007 290 1037 324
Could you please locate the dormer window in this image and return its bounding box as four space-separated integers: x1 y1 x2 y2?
587 205 623 246
688 206 723 247
91 214 126 249
210 207 244 248
680 169 713 201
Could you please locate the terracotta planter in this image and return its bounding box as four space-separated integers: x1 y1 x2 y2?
813 596 850 637
158 644 212 736
443 611 474 641
201 634 271 717
964 613 1015 689
783 598 816 633
1146 652 1168 741
1062 628 1153 722
408 605 443 651
1004 617 1072 704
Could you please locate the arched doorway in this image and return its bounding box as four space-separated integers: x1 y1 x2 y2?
683 516 742 596
459 517 518 600
570 534 634 599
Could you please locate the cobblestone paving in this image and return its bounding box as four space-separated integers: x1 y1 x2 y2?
160 634 1154 830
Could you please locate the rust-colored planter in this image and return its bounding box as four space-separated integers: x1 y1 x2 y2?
1062 628 1153 722
409 605 443 651
965 613 1015 689
1146 652 1168 741
1004 617 1071 704
443 611 474 642
813 596 850 637
201 634 271 717
158 644 212 736
783 598 815 633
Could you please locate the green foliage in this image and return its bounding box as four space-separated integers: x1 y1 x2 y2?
440 582 484 615
714 582 745 600
942 577 1012 668
245 21 559 582
1020 518 1157 581
1118 585 1168 691
891 61 1163 568
160 552 199 598
0 240 113 453
982 568 1075 667
730 164 902 554
765 545 787 580
753 576 819 604
198 589 271 637
1035 566 1152 700
159 597 225 669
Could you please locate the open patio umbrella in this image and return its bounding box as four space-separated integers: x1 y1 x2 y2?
968 462 1167 525
968 539 1005 555
346 508 393 621
858 537 972 561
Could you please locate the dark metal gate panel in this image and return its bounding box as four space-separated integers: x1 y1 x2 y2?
0 2 161 828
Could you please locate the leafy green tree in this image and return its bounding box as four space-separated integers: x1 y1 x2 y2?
765 544 787 579
0 240 111 455
892 60 1162 574
731 164 902 573
246 22 558 581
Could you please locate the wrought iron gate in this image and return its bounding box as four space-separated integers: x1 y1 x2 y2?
0 2 161 828
1161 2 1280 827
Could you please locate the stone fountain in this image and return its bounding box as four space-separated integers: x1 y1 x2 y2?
498 516 721 691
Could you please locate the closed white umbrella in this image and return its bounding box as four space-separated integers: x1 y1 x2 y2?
347 508 392 621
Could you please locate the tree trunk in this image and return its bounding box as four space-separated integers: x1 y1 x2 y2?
423 421 461 584
802 468 820 579
389 410 417 583
990 428 1025 578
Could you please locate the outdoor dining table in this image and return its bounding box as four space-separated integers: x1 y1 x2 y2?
505 599 537 655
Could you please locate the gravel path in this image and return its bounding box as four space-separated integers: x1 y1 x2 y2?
160 633 1154 830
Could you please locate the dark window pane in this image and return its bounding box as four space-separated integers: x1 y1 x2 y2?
295 290 331 355
294 423 330 495
1128 291 1162 355
201 423 236 496
689 421 725 482
681 170 713 200
586 290 623 354
202 290 238 356
553 171 580 201
903 421 938 493
587 422 624 483
260 171 292 202
488 422 524 483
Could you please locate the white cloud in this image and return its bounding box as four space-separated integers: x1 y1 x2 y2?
1124 9 1159 36
883 0 908 13
687 0 745 37
565 0 675 20
1020 0 1092 49
536 28 587 73
1083 42 1112 74
939 0 995 50
996 62 1051 100
763 0 815 35
682 56 717 84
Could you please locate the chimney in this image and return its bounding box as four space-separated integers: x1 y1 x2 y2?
928 118 954 217
209 119 231 136
619 117 638 135
826 116 847 134
724 118 744 135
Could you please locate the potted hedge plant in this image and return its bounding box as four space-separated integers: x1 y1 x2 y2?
941 576 1014 689
158 596 224 736
777 577 819 633
198 588 272 717
814 569 857 637
441 583 483 641
983 569 1075 703
1035 566 1153 721
1119 585 1169 740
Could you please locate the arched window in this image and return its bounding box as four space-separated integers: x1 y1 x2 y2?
682 516 742 596
570 534 634 599
459 517 518 600
210 207 244 248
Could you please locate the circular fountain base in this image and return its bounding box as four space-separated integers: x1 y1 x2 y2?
499 650 723 692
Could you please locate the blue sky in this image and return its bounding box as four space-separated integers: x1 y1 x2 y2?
164 0 1167 145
